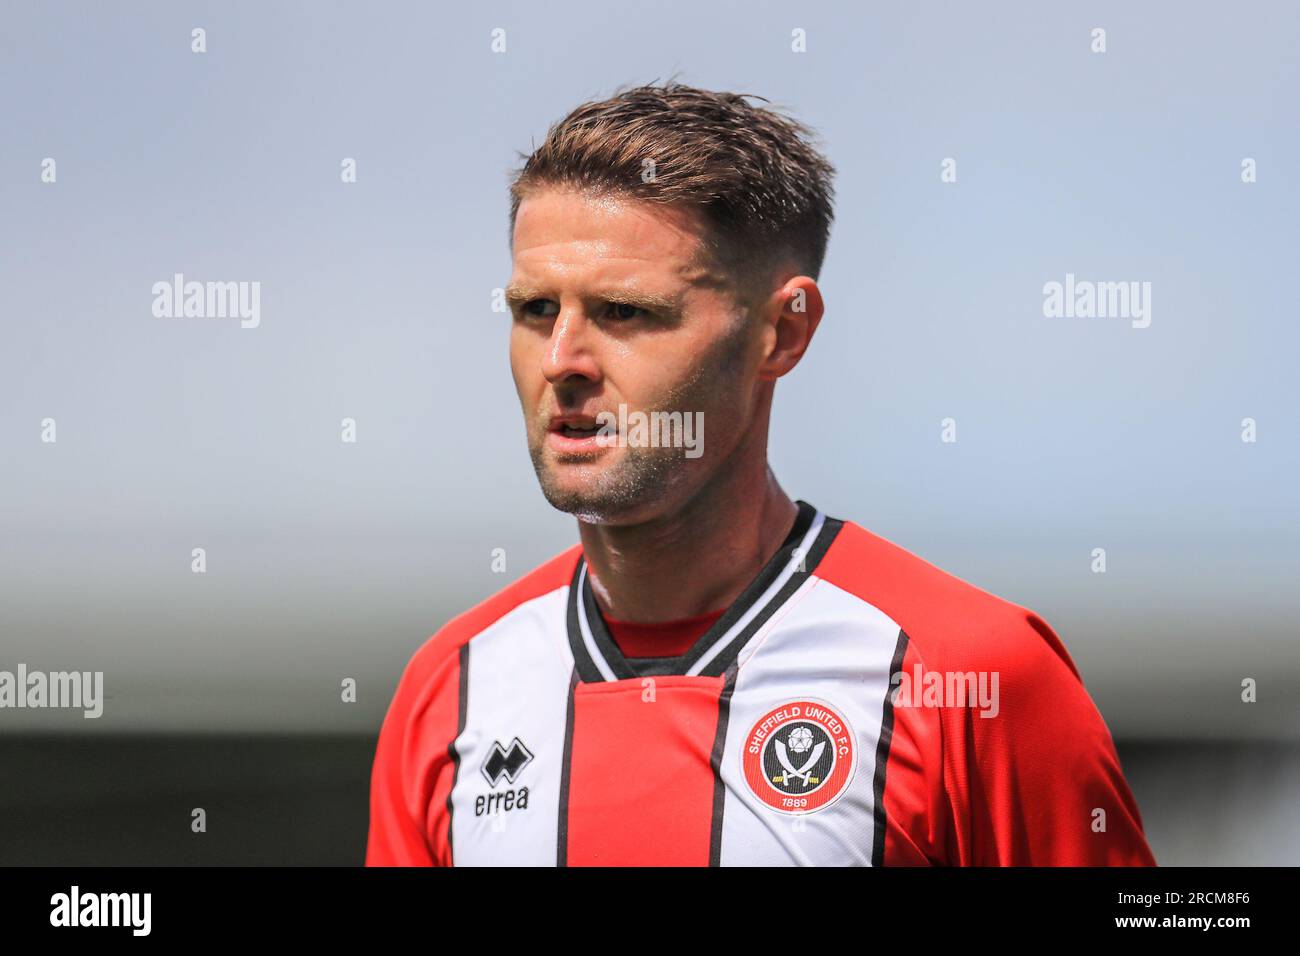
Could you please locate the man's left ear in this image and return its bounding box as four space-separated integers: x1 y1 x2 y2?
757 276 824 381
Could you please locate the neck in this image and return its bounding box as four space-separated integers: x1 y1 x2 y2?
576 459 798 624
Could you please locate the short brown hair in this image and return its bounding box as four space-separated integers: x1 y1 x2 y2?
508 81 837 292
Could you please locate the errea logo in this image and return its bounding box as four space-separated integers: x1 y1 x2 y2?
481 736 533 787
477 737 533 818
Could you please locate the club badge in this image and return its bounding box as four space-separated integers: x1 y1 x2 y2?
742 699 856 814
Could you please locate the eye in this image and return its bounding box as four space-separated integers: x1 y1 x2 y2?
521 299 559 318
606 302 648 320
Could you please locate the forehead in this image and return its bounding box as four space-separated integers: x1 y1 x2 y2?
510 186 723 289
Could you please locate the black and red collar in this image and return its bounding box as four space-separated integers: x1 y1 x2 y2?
565 500 843 682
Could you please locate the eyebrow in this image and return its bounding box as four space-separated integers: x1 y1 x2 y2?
504 283 682 314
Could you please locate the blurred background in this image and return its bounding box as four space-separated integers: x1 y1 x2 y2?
1 0 1297 865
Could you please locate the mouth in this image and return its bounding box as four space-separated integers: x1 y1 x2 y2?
556 422 601 438
546 414 610 453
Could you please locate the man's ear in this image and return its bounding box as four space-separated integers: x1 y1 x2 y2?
757 276 824 381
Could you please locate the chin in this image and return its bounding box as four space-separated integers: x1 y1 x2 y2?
539 484 636 525
530 440 696 526
541 476 692 529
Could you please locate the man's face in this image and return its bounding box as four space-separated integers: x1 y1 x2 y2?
507 187 762 524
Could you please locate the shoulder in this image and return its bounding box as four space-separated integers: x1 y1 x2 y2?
815 517 1082 685
395 543 582 693
809 512 1153 864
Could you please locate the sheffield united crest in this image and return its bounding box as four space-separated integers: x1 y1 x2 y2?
742 699 856 814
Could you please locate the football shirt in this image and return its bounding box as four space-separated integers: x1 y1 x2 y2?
366 500 1155 866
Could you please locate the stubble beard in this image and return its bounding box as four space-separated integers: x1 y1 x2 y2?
529 438 686 524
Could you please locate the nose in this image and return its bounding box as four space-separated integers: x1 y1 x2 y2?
540 306 602 388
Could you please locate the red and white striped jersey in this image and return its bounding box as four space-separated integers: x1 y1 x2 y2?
366 501 1156 866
